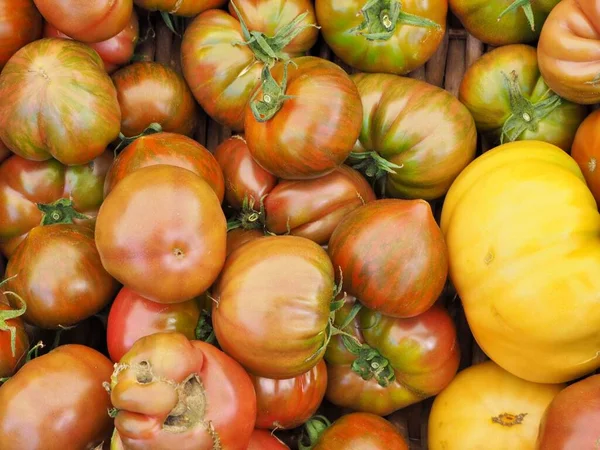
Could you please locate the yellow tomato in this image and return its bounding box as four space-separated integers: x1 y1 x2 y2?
428 361 564 450
441 140 600 384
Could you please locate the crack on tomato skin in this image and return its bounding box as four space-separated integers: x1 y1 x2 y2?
163 374 208 434
491 412 527 426
589 157 597 173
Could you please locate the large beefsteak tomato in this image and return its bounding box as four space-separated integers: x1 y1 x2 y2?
0 0 42 70
571 109 600 204
134 0 226 16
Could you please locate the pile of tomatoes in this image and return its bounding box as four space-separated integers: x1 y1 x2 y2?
1 0 600 449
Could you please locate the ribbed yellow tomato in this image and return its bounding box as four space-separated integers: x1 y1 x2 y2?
441 141 600 384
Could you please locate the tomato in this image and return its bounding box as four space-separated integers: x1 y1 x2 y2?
110 332 256 450
226 228 265 256
33 0 132 43
536 374 600 450
43 10 139 74
0 0 42 69
0 291 29 378
5 224 119 329
449 0 559 46
0 152 112 258
253 359 327 430
0 39 121 166
107 286 205 362
351 73 476 200
329 199 448 318
214 136 278 211
96 165 226 304
429 361 564 450
104 132 224 202
213 235 334 379
134 0 226 16
440 141 600 383
459 44 586 151
316 0 447 75
0 344 114 450
572 109 600 204
538 0 600 104
181 0 318 131
0 142 10 163
248 430 289 450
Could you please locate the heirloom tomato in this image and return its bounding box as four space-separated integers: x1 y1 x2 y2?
329 199 448 318
134 0 226 16
429 361 564 450
248 430 289 450
0 289 29 378
43 10 139 73
104 132 224 202
536 374 600 450
96 165 226 304
325 298 459 416
213 235 334 379
351 73 476 200
0 39 121 166
0 0 42 69
316 0 446 75
245 57 363 180
181 0 318 130
226 228 264 256
459 45 586 151
33 0 132 43
572 109 600 204
441 141 600 383
5 224 119 329
110 332 256 450
538 0 600 104
252 359 327 430
0 344 114 450
449 0 559 46
0 152 112 257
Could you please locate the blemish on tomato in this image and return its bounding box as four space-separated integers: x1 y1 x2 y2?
491 412 527 427
589 157 597 173
484 249 494 264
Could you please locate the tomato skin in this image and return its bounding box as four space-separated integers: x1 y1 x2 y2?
248 430 289 450
0 152 112 258
0 299 29 378
0 0 42 70
96 165 226 304
226 228 264 256
33 0 132 43
572 110 600 204
104 132 224 202
328 199 448 318
265 165 375 245
253 359 327 430
134 0 226 16
459 44 587 151
316 0 447 75
0 39 121 166
0 142 10 163
5 224 119 329
111 332 256 450
213 235 334 379
214 136 278 210
0 344 114 450
536 374 600 450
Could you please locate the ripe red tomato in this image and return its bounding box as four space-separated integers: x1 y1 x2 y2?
248 430 289 450
0 152 113 258
245 57 363 180
571 109 600 205
112 62 198 137
42 10 139 74
226 228 265 256
0 344 114 450
110 332 256 449
329 199 448 318
0 292 29 378
33 0 132 43
0 0 42 69
0 39 121 166
5 224 119 329
213 235 334 379
104 132 224 202
134 0 226 16
253 359 327 430
96 165 226 304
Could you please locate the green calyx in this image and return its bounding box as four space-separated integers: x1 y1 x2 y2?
195 310 216 345
341 334 396 387
226 195 267 231
114 122 163 154
0 285 27 358
160 11 185 36
250 62 295 122
498 0 535 31
500 70 562 144
350 150 404 181
37 198 90 226
351 0 441 41
298 415 332 450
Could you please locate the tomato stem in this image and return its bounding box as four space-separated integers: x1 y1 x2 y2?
299 415 332 450
195 310 217 345
36 198 90 226
498 0 535 31
0 291 27 357
249 62 296 122
227 195 267 231
114 122 163 153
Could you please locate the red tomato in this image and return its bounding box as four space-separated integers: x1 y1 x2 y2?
245 57 363 180
96 165 226 304
5 224 119 329
226 228 265 256
0 152 113 258
253 359 327 430
0 292 29 378
571 109 600 205
0 39 121 166
33 0 132 43
248 430 289 450
0 0 42 69
134 0 226 16
110 332 256 450
104 132 224 202
328 199 449 318
0 344 114 450
42 10 139 73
